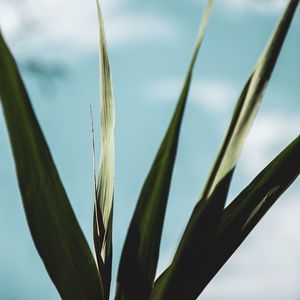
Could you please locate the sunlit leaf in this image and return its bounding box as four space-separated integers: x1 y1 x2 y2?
93 1 115 299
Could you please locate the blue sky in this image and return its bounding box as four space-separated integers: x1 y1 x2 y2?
0 0 300 299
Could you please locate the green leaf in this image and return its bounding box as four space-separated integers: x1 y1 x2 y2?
93 1 115 299
151 1 299 299
196 134 300 294
0 33 104 299
202 0 299 206
115 1 215 299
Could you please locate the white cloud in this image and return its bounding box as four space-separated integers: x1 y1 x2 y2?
239 112 300 177
221 0 289 14
105 14 178 47
0 0 178 56
191 80 237 112
0 2 21 37
150 77 237 113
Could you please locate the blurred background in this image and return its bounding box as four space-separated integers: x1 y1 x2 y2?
0 0 299 299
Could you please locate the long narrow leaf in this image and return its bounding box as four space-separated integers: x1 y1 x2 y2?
115 1 215 300
196 134 300 294
202 0 299 205
0 32 104 299
93 1 115 299
151 1 299 299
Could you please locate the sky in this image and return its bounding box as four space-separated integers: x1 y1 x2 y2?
0 0 300 299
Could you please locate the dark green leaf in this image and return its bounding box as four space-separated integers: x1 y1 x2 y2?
197 134 300 294
115 1 215 299
151 1 299 299
0 33 104 299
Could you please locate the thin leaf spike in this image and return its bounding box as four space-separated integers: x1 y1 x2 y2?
151 1 299 299
202 0 299 204
115 1 214 300
0 32 104 299
94 0 115 298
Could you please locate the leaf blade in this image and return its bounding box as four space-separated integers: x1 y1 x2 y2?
115 1 215 299
202 0 299 204
151 1 299 299
0 32 104 300
199 134 300 293
93 1 115 298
